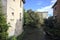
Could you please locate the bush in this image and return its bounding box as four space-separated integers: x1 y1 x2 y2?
17 32 25 40
0 0 9 40
8 36 17 40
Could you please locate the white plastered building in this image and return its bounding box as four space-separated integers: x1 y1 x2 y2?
1 0 25 37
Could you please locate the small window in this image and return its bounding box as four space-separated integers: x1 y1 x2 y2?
10 19 14 21
20 13 21 21
54 7 56 10
12 12 14 16
13 0 15 1
8 22 10 24
20 19 21 21
20 0 21 7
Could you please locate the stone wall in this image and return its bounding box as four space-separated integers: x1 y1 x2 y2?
53 0 60 23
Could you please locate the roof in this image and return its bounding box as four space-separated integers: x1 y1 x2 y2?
36 11 48 13
22 0 25 4
52 1 57 8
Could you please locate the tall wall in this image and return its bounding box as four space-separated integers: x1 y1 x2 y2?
53 0 60 23
57 0 60 23
2 0 24 37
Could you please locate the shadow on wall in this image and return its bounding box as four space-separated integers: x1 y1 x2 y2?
14 19 23 36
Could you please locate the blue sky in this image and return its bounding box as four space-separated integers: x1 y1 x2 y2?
24 0 57 17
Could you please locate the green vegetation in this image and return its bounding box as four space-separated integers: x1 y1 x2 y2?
17 32 25 40
0 0 9 40
8 36 17 40
44 16 60 40
23 9 41 29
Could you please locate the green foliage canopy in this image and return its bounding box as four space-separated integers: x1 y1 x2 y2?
44 16 60 39
23 9 41 29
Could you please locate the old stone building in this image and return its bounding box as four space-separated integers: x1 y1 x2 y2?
1 0 25 36
52 0 60 23
36 12 48 24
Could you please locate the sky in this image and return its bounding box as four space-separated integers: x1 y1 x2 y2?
24 0 57 17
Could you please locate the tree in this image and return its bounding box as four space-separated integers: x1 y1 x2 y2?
0 0 9 40
23 9 41 29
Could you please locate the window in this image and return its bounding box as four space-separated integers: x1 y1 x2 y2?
10 19 14 21
53 15 57 23
12 12 14 16
20 0 21 7
13 0 15 1
54 7 56 10
20 13 21 21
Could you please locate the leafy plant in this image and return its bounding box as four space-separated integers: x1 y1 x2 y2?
0 0 9 40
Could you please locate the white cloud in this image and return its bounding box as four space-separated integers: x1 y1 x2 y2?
36 0 57 12
36 5 53 17
36 0 57 17
48 9 53 17
51 0 57 3
36 5 52 12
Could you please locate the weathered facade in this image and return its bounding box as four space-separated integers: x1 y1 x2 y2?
36 12 48 24
1 0 25 36
52 0 60 23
